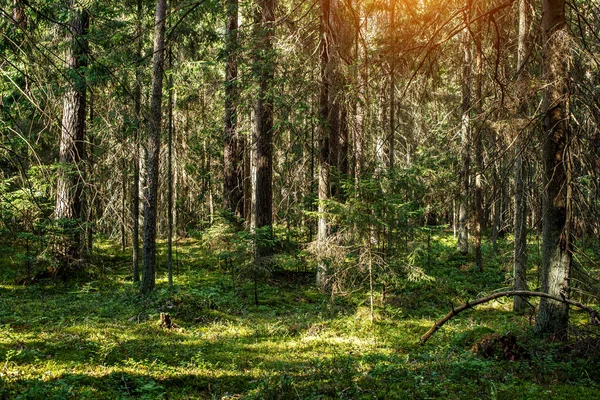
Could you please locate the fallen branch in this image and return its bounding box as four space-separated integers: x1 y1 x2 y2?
420 290 600 344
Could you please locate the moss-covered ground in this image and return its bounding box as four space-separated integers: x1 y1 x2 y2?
1 233 599 399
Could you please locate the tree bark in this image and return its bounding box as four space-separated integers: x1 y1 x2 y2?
55 1 89 269
388 0 395 172
316 0 331 292
132 0 142 283
141 0 167 294
253 0 275 256
536 0 572 337
223 0 244 219
167 45 174 288
473 5 483 271
513 0 530 312
457 0 472 256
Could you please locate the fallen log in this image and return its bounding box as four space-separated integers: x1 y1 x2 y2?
420 290 600 344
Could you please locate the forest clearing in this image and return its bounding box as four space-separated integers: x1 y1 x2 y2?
2 0 600 398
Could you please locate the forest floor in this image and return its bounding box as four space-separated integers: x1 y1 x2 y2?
1 232 600 399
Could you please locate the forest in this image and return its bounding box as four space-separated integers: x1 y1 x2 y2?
1 0 600 397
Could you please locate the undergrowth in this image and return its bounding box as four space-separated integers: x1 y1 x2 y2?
0 233 599 399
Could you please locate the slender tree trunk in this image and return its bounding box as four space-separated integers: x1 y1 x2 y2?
55 1 89 270
86 93 95 257
388 0 395 172
244 133 252 227
473 6 483 271
316 0 331 292
167 46 174 288
141 0 167 294
457 0 472 255
223 0 244 219
513 0 530 312
536 0 572 337
121 153 127 252
132 0 142 282
338 102 349 177
253 0 275 256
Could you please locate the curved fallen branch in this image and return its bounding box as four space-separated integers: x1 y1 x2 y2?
420 290 600 344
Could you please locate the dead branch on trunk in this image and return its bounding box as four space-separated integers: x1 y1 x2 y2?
420 290 600 344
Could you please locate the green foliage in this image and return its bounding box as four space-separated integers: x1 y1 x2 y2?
306 168 432 298
1 235 600 399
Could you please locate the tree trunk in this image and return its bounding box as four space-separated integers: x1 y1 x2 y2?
388 0 395 172
55 1 89 270
167 45 174 288
457 0 472 256
535 0 571 337
473 6 483 271
244 132 252 227
223 0 244 219
513 0 530 312
253 0 275 256
316 0 331 292
141 0 167 294
86 94 95 257
132 0 142 282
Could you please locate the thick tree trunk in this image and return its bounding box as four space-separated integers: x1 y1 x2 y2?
55 2 89 269
513 0 530 312
253 0 275 256
316 0 331 292
223 0 244 219
141 0 167 294
535 0 571 337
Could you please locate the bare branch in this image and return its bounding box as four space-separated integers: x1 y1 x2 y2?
420 290 600 344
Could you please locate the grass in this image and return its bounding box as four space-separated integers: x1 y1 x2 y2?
1 233 599 399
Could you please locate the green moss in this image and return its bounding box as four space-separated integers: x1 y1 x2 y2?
1 234 599 399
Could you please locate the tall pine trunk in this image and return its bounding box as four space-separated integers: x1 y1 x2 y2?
316 0 331 292
535 0 572 337
457 0 472 255
253 0 275 256
513 0 530 312
167 46 174 288
55 1 89 270
141 0 167 294
132 0 142 282
473 6 483 271
224 0 244 218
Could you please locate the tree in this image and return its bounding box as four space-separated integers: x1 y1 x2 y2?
223 0 243 218
132 0 143 283
167 45 174 288
513 0 530 312
141 0 167 294
55 0 89 270
535 0 572 336
253 0 275 256
473 3 483 271
457 0 472 256
316 0 331 292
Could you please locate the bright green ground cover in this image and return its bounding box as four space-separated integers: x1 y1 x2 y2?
1 234 599 399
